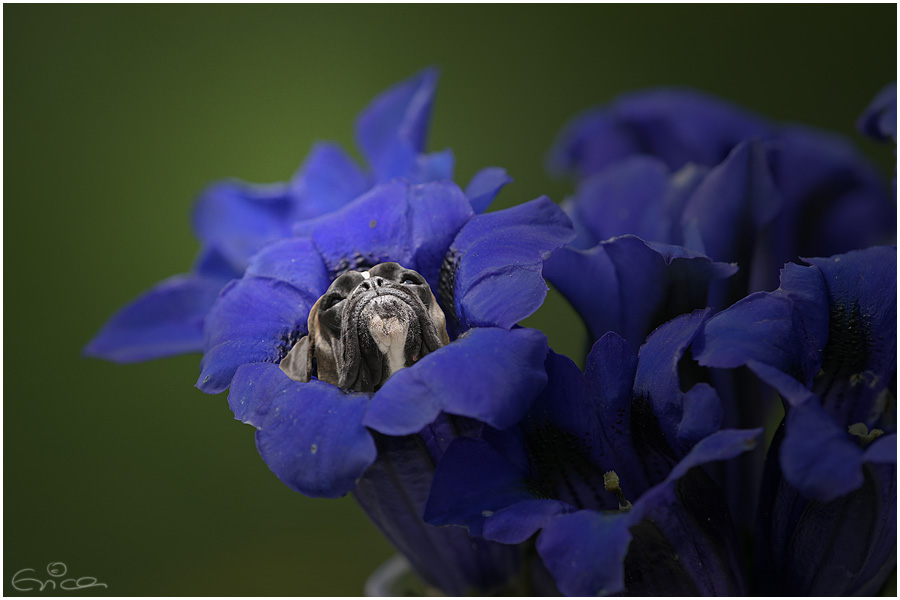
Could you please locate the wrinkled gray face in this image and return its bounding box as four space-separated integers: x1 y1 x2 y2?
279 262 450 392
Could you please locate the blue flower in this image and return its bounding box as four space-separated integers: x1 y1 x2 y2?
425 313 762 596
203 177 573 593
692 246 897 594
84 69 510 363
547 90 895 307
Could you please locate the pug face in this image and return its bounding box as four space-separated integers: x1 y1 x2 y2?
279 262 450 392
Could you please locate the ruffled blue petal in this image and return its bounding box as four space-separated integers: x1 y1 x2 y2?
84 273 225 362
355 68 439 182
547 88 772 178
228 363 375 498
858 83 897 142
448 196 574 330
363 327 549 435
191 179 294 271
693 261 830 388
464 167 513 214
780 400 866 501
198 239 330 394
287 141 370 221
633 309 717 457
296 180 473 292
545 235 736 349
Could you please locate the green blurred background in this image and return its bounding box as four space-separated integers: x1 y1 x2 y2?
4 4 896 596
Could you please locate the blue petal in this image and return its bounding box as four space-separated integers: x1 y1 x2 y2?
665 428 763 481
677 383 724 448
745 360 818 408
192 246 242 280
482 500 572 545
424 437 541 537
287 142 370 221
680 140 782 272
806 248 897 391
608 88 772 171
191 179 293 271
858 83 897 142
544 235 736 350
780 401 865 501
536 509 637 596
803 247 895 427
243 237 334 295
355 68 439 182
564 156 672 248
515 351 614 510
449 196 575 330
464 167 513 214
584 332 650 495
523 351 597 455
84 273 225 362
633 310 720 460
363 327 549 435
228 363 375 498
296 180 474 292
408 149 455 183
865 434 897 464
693 261 830 388
547 88 772 178
198 239 330 394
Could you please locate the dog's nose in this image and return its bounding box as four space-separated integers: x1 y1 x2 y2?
358 276 387 292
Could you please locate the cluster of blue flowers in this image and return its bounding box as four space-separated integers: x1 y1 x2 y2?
86 70 896 595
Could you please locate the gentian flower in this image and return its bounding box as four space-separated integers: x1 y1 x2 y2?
426 312 762 596
203 177 574 593
543 89 897 545
546 89 895 308
84 68 505 363
692 246 897 595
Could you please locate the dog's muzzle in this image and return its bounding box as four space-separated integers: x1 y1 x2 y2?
279 262 450 392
